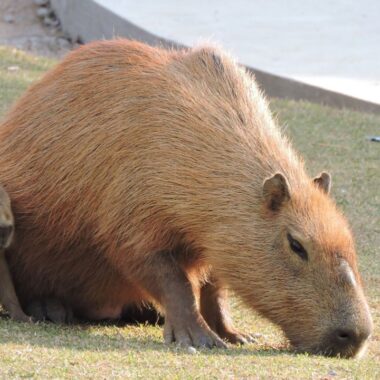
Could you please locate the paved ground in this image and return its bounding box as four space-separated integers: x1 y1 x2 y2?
96 0 380 104
0 0 72 58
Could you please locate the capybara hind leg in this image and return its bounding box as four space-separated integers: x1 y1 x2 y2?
138 252 226 348
200 280 254 345
0 186 30 322
26 298 75 324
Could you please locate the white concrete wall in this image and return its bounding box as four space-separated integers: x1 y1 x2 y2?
95 0 380 104
51 0 380 112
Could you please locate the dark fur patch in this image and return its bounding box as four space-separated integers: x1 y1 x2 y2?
197 49 225 76
237 111 245 124
210 52 224 75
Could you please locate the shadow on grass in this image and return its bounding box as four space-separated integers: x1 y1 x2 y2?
0 313 291 357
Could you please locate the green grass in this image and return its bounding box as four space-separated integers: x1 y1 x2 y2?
0 46 379 379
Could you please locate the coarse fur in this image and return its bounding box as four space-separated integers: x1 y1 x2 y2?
0 40 372 356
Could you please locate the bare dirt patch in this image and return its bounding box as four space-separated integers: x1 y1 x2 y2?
0 0 73 58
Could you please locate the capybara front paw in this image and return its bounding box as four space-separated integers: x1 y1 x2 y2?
163 319 227 349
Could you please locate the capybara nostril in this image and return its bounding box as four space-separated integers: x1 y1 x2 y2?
329 325 371 357
336 328 355 344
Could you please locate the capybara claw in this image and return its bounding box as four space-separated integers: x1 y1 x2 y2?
215 326 256 345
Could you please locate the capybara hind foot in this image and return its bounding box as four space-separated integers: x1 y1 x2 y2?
12 313 32 323
2 301 31 323
200 280 254 345
26 298 75 324
0 301 31 322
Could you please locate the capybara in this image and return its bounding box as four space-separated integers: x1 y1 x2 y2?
0 40 373 357
0 185 30 322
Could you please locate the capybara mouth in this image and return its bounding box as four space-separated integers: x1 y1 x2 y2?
293 338 369 359
293 344 353 358
311 344 364 359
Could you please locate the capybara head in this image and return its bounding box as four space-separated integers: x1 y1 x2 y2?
240 171 373 357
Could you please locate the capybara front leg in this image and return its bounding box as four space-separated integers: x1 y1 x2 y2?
200 280 254 344
140 252 226 349
0 185 31 322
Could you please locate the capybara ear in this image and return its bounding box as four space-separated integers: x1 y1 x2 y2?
313 172 331 194
262 173 290 212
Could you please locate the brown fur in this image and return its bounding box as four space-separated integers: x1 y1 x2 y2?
0 185 30 322
0 40 372 355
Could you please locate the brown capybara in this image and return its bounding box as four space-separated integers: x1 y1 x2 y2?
0 185 30 322
0 40 373 357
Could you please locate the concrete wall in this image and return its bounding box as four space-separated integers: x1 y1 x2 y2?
51 0 175 46
51 0 380 114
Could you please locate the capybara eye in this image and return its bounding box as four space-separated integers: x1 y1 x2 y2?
287 233 308 261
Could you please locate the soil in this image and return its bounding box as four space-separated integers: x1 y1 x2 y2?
0 0 73 58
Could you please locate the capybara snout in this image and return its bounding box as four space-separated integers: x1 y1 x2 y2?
324 273 373 358
324 263 373 358
324 322 372 358
289 282 373 358
300 293 373 358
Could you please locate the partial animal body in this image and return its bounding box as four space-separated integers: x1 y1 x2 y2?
0 40 372 356
0 185 29 322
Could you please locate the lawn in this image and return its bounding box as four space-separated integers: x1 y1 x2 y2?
0 46 379 379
